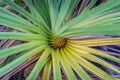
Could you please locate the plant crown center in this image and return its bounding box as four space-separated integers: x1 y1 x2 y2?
48 36 67 49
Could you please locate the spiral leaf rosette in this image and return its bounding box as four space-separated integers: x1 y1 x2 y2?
0 0 120 80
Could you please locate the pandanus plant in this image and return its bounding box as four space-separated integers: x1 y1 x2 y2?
0 0 120 80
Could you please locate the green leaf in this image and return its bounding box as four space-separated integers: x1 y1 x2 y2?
69 12 120 29
2 0 48 36
48 0 58 30
52 49 62 80
66 44 116 80
42 59 51 80
0 57 12 68
3 0 40 27
81 0 120 19
81 0 97 13
69 37 120 47
0 41 43 59
0 13 41 33
77 45 120 64
0 32 45 41
61 24 120 37
0 7 41 30
67 44 120 75
60 48 77 80
0 45 46 77
63 47 92 80
55 0 71 32
57 0 120 35
65 0 78 20
34 0 50 26
24 0 50 32
27 47 51 80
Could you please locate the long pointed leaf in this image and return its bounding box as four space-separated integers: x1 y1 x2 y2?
60 48 77 80
66 44 116 80
42 59 51 80
0 41 43 59
27 47 51 80
67 44 120 75
52 49 62 80
0 32 45 41
0 45 46 77
63 47 92 80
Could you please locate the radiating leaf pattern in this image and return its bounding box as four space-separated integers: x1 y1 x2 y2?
0 0 120 80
